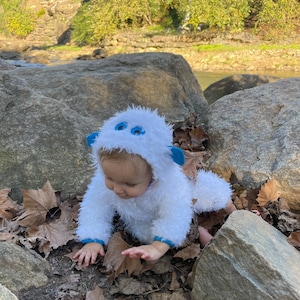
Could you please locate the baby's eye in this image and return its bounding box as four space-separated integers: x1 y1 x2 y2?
115 122 128 131
131 126 145 136
126 183 136 187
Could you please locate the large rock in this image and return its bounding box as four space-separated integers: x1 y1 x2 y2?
0 284 18 300
191 210 300 300
0 242 50 297
0 59 17 70
0 53 207 201
203 74 280 104
206 78 300 210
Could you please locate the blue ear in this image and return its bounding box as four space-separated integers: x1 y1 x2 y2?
169 146 185 165
86 132 99 147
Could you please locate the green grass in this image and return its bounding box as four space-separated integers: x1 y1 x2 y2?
193 43 300 52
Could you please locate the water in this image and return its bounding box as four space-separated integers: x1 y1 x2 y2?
194 70 300 90
5 59 299 90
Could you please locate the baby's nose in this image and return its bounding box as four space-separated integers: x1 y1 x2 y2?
113 184 124 193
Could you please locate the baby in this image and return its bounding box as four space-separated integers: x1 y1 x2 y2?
73 107 235 266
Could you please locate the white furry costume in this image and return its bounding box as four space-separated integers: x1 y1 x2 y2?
76 107 232 247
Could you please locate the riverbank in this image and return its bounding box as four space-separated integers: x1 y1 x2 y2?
1 31 300 75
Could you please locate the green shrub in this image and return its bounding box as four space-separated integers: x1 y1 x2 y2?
0 0 35 37
187 0 251 32
70 0 188 45
37 8 46 18
255 0 300 40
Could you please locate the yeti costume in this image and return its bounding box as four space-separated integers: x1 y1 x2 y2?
76 107 232 248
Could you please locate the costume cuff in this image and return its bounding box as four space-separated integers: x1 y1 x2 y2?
153 236 175 247
81 238 105 246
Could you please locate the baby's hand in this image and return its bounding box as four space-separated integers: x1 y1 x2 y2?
73 243 105 267
121 242 170 261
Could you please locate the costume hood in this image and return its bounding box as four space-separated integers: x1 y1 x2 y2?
87 107 184 180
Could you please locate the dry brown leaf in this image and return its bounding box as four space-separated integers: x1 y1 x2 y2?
17 180 58 227
256 178 280 207
169 271 180 291
287 231 300 249
0 188 24 220
173 128 191 150
173 126 209 151
181 150 210 180
59 198 80 222
86 286 106 300
0 232 15 241
189 126 209 150
198 209 227 230
103 232 144 280
234 190 249 210
174 243 200 260
0 219 23 240
26 205 77 257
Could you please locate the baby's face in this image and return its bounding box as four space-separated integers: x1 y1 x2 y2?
101 156 152 199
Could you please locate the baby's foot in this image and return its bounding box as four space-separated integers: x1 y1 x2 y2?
198 226 213 248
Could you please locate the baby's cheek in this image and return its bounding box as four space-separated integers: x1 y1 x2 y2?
105 180 113 191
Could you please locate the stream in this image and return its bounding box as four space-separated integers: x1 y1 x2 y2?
194 70 300 90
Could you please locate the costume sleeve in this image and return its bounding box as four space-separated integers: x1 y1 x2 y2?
76 169 115 245
151 169 194 247
192 170 232 214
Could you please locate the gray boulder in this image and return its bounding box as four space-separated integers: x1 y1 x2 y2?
207 78 300 210
0 242 50 297
191 210 300 300
0 284 18 300
0 59 16 70
0 52 207 201
204 74 280 104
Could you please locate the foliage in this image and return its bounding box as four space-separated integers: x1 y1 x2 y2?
0 0 35 37
71 0 189 45
72 0 152 45
70 0 300 44
187 0 252 32
255 0 300 40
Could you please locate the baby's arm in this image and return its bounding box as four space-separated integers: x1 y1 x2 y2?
74 169 115 266
73 242 105 266
121 241 170 261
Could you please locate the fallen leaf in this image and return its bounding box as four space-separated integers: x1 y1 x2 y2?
169 271 180 291
26 205 77 257
103 232 145 280
173 128 191 150
0 188 23 220
17 180 58 227
234 190 249 210
256 178 280 207
287 231 300 249
86 286 106 300
181 150 210 180
174 243 200 260
189 126 209 150
197 209 227 230
0 232 15 241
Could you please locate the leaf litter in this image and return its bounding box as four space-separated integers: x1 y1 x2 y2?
1 120 299 299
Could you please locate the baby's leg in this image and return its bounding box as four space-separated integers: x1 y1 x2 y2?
198 199 236 248
224 199 237 215
198 226 213 248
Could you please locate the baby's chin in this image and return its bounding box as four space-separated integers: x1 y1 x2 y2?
116 194 133 200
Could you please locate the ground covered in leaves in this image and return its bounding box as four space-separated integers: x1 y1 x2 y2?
1 120 300 300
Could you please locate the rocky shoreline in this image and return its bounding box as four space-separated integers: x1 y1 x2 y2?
1 31 300 73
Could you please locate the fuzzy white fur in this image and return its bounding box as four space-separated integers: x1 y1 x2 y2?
77 107 232 247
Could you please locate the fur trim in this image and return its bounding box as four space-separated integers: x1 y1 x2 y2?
191 170 232 213
91 106 175 180
77 107 232 247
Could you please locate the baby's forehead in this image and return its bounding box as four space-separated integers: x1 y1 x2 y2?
100 149 148 163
